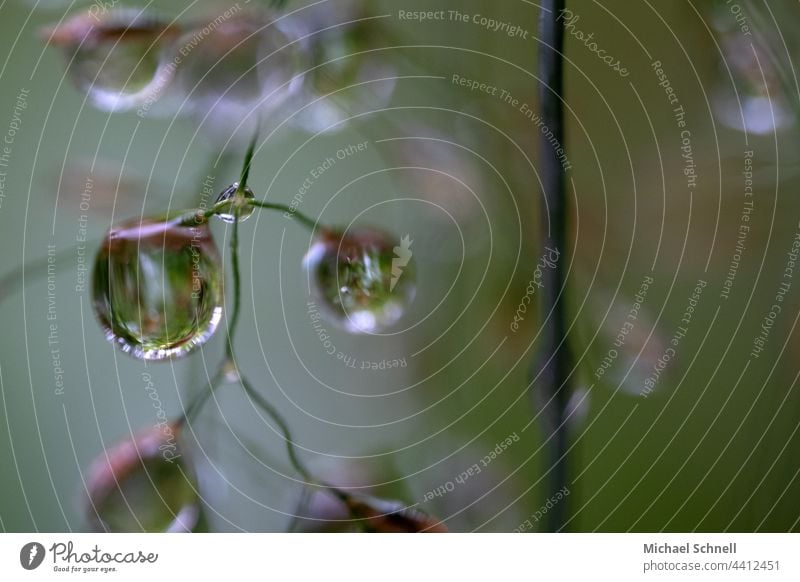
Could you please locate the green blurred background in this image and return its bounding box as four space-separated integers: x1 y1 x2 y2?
0 0 798 532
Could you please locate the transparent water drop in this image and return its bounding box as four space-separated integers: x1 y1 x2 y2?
85 423 202 532
92 211 223 361
344 494 447 533
213 183 255 224
303 227 416 334
45 9 181 112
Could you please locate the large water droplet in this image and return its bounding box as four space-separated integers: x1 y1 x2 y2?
85 423 202 532
214 183 255 224
92 211 223 361
303 227 416 334
45 9 181 112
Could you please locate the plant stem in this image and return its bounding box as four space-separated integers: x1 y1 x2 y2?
177 136 357 528
534 0 571 533
225 132 258 361
177 368 226 427
182 196 317 232
238 133 257 191
239 374 314 484
249 200 318 231
225 209 242 360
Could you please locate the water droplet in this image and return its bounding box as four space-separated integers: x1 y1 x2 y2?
709 6 796 135
85 423 201 532
566 386 590 432
285 3 396 134
344 495 447 532
92 212 223 361
213 183 255 224
303 227 416 334
177 10 305 140
588 285 667 397
45 9 181 112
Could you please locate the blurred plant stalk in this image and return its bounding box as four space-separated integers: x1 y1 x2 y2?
532 0 571 532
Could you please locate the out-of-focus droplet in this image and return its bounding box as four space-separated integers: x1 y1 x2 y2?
85 423 201 532
589 286 667 397
44 9 181 112
565 386 590 432
213 183 255 224
713 87 794 135
303 227 416 334
92 211 223 361
708 2 795 135
177 10 305 141
344 495 447 533
285 2 397 134
382 126 484 226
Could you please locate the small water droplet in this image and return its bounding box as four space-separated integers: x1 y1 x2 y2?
213 183 255 224
303 227 416 334
92 212 224 361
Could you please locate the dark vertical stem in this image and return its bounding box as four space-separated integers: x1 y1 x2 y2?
534 0 571 532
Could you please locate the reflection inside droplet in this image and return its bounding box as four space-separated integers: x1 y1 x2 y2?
213 183 255 224
85 424 201 532
92 212 224 361
303 227 416 334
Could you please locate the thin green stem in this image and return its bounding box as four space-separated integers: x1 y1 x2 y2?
177 368 226 427
249 200 317 231
179 197 318 233
239 374 314 483
288 486 312 532
237 375 352 507
225 215 242 361
238 134 258 190
174 133 356 529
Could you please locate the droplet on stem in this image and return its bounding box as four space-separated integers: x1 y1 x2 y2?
92 211 224 361
303 227 416 334
213 183 255 224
